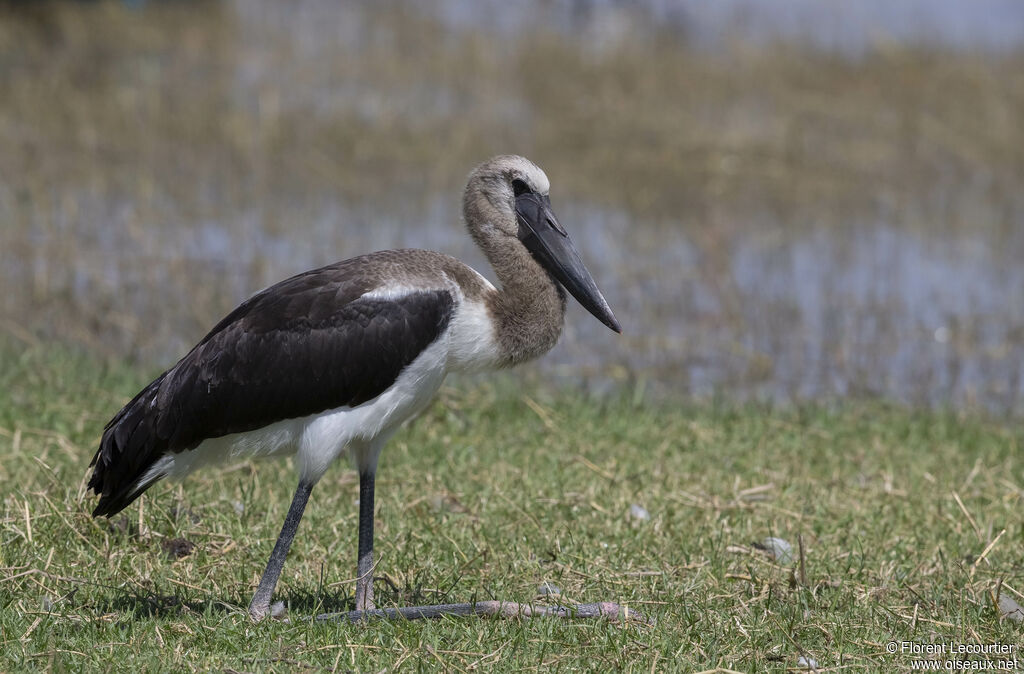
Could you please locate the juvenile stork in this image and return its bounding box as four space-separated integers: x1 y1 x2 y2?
88 155 630 622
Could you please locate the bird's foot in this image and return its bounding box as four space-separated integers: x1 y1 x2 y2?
316 600 648 624
248 600 288 622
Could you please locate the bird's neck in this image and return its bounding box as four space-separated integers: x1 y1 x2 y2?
480 234 567 367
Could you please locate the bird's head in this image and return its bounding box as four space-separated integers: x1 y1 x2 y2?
463 155 621 334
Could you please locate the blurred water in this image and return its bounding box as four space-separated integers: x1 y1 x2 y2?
393 0 1024 55
554 206 1024 412
13 189 1022 413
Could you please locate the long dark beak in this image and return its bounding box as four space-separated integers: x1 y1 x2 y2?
516 192 621 333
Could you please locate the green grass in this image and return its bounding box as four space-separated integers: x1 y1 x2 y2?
1 344 1022 671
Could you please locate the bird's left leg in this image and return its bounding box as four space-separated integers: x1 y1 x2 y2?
355 469 376 611
248 480 314 621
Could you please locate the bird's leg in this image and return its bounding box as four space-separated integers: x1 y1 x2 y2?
248 480 314 621
355 470 375 611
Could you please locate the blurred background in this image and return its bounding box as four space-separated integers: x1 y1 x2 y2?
1 0 1023 413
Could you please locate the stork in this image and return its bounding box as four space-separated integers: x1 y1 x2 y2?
88 155 634 622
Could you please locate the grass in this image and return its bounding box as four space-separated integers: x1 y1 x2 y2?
1 343 1022 671
1 4 1021 670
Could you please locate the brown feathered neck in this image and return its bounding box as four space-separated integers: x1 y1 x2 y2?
463 172 566 367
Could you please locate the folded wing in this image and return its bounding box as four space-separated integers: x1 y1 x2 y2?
89 259 455 517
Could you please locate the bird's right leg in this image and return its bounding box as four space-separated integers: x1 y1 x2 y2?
248 480 314 621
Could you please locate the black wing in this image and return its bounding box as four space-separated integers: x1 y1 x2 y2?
89 263 455 517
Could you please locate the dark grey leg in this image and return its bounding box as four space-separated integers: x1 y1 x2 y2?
248 481 314 621
355 470 375 611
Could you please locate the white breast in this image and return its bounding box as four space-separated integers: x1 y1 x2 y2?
446 297 502 373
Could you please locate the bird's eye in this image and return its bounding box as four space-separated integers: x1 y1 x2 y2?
512 179 531 197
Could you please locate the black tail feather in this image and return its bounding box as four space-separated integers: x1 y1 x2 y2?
89 374 169 518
